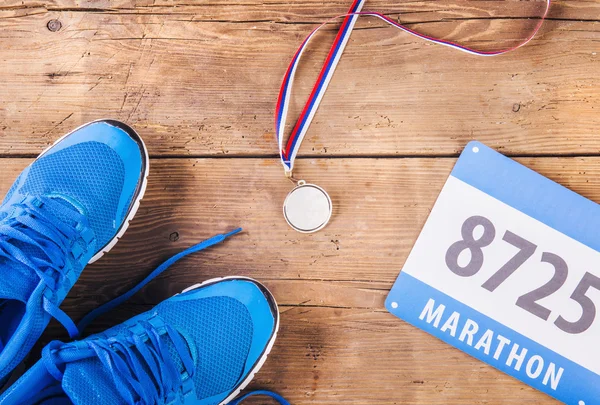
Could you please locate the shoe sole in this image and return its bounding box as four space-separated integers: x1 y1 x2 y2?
36 118 150 264
181 277 280 405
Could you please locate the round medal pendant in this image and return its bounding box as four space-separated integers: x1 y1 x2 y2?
283 180 332 233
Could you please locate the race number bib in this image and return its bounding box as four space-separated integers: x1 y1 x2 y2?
386 142 600 405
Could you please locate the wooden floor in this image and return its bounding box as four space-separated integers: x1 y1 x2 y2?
1 0 599 403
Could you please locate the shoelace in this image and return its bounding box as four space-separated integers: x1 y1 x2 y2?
43 320 195 405
59 229 244 339
43 320 289 405
76 228 243 333
0 195 92 338
41 228 289 405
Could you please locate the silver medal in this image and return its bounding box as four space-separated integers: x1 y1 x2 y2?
283 180 332 233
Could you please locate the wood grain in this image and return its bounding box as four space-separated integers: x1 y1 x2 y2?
0 1 599 156
4 156 600 303
2 156 595 404
1 1 596 402
0 0 594 22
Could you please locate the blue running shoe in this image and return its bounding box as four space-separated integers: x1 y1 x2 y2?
0 277 280 405
0 120 149 387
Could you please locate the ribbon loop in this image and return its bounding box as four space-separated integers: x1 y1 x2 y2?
276 0 551 172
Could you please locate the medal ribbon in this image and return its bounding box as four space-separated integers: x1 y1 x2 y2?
276 0 551 173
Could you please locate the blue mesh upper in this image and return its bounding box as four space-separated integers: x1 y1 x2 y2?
0 142 126 345
0 142 126 378
2 178 19 206
0 124 145 385
61 296 254 405
158 297 253 399
21 141 126 249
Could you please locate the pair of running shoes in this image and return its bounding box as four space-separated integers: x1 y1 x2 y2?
0 120 288 405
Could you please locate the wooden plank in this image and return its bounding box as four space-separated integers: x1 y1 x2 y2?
2 2 593 402
0 0 594 21
1 5 600 156
249 307 558 404
3 156 600 304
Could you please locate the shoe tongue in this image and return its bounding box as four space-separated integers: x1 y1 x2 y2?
61 333 188 405
61 357 125 405
0 234 43 303
44 194 86 226
0 266 36 303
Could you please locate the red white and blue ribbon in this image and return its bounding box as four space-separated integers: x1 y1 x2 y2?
276 0 551 174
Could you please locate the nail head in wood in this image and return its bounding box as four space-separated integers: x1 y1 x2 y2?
47 20 62 32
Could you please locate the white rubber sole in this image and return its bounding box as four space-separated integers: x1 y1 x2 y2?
35 118 150 264
181 277 280 405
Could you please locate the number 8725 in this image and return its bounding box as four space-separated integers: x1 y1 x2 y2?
445 215 600 334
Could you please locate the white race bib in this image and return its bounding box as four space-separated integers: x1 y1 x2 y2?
387 142 600 405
